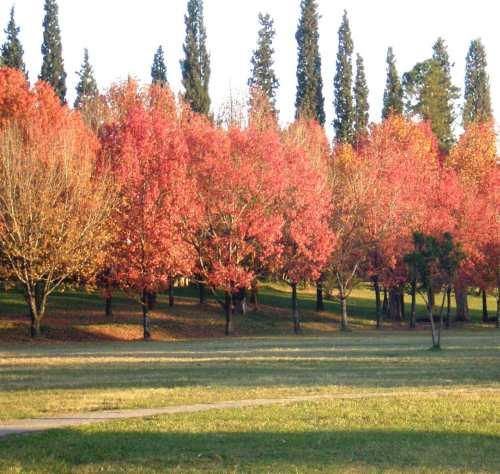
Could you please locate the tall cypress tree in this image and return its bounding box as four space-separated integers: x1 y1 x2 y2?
382 47 403 119
295 0 325 125
1 6 27 76
354 53 369 139
74 48 98 109
333 10 355 143
40 0 66 103
151 46 168 86
181 0 210 115
248 13 279 111
463 39 491 126
403 38 459 152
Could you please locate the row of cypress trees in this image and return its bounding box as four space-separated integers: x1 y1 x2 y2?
0 0 493 141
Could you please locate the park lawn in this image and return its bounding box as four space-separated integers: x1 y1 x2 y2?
0 390 499 473
0 332 498 421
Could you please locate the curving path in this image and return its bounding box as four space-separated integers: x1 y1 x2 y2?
1 388 497 438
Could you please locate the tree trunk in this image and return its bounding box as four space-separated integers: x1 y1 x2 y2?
495 286 500 328
250 280 259 310
316 279 324 311
428 288 439 349
224 291 232 336
400 289 405 320
105 295 113 320
198 282 205 304
382 287 388 318
389 288 402 321
373 276 382 329
482 288 489 323
410 280 416 329
340 292 348 331
142 289 151 340
454 284 469 321
27 282 45 338
292 283 300 334
168 280 174 307
445 286 451 329
146 292 157 311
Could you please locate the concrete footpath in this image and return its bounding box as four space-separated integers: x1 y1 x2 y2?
1 388 496 438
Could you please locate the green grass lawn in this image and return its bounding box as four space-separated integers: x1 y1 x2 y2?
0 332 499 472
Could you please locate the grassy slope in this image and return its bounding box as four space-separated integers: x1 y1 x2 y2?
0 333 499 472
0 283 497 342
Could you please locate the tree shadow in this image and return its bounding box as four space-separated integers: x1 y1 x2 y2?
0 428 498 472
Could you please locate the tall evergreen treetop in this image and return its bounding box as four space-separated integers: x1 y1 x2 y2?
151 45 168 87
382 46 403 119
1 6 27 76
463 39 491 127
248 13 279 111
403 38 459 152
40 0 66 103
74 48 98 109
353 53 369 139
295 0 325 125
181 0 211 115
333 10 355 144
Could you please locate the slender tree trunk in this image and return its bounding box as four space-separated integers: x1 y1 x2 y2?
496 289 500 328
146 292 157 311
224 291 232 336
428 288 439 349
482 288 489 323
454 284 469 321
250 280 258 310
373 276 382 329
142 289 151 340
445 286 451 329
437 291 446 349
400 289 405 320
382 287 388 318
168 279 174 307
198 282 205 304
410 280 417 329
316 279 324 311
105 295 113 320
27 282 44 338
340 293 348 331
389 288 401 321
292 283 300 334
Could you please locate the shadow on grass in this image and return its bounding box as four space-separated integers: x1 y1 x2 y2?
0 428 498 472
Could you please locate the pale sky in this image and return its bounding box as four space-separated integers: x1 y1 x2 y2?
1 0 499 136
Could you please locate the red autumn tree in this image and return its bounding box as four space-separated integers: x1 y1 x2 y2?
280 121 334 333
447 121 498 321
183 115 286 335
100 82 195 339
360 115 442 328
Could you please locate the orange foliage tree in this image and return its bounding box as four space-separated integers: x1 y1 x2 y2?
0 69 115 337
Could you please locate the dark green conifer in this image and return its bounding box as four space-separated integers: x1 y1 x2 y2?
248 13 279 111
74 48 98 109
333 10 355 143
1 6 27 76
295 0 325 125
403 38 459 152
382 47 403 119
180 0 210 115
151 46 168 87
463 39 491 126
353 53 369 139
40 0 66 103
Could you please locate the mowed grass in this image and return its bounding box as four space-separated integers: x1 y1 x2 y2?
0 333 499 472
0 332 498 421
